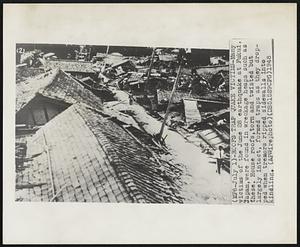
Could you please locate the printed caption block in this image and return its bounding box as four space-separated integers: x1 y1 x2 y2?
230 39 274 204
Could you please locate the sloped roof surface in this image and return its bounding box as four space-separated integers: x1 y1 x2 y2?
16 103 181 203
16 69 102 113
45 59 95 73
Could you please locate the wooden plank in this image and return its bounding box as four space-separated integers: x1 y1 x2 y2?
197 131 216 150
183 99 202 125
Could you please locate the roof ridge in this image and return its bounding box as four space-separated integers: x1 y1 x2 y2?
39 68 87 95
16 68 62 113
37 68 61 94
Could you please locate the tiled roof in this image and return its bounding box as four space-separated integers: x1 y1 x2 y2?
16 103 181 203
16 69 102 113
44 59 95 73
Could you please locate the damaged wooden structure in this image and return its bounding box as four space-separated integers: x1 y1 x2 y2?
15 103 183 203
16 68 103 127
15 65 184 203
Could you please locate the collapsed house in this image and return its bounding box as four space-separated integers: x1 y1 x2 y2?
157 88 230 155
43 58 115 101
15 103 182 203
157 89 229 133
115 71 164 111
92 53 137 80
95 51 230 139
16 68 102 127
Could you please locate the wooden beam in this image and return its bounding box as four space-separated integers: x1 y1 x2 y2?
42 130 56 201
50 184 67 202
144 47 156 98
158 62 183 139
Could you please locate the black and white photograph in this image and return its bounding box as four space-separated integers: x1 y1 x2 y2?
4 3 297 245
15 44 230 203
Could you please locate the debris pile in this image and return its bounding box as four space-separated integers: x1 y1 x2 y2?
15 45 231 203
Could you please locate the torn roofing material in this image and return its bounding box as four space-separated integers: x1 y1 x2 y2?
16 103 181 203
44 59 95 73
16 68 102 113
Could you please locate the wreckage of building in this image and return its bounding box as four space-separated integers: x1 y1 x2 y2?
16 103 183 203
15 69 183 203
15 46 231 203
16 68 103 127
